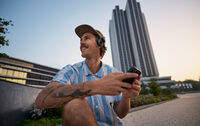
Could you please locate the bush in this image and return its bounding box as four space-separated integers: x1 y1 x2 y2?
130 94 177 108
168 94 178 99
18 104 63 126
160 96 170 101
149 79 161 96
161 84 172 95
147 98 161 103
140 83 149 95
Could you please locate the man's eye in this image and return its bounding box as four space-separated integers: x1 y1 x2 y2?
85 36 89 40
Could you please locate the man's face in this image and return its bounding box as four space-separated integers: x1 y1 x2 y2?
80 32 100 59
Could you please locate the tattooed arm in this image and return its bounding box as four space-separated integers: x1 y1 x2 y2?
34 81 97 108
34 72 137 109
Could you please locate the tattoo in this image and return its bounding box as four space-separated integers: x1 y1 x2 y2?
81 82 85 90
52 89 91 98
42 84 64 104
52 82 91 98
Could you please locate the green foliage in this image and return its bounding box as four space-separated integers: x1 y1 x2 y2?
0 53 9 58
160 96 171 101
17 117 62 126
140 82 149 95
161 84 172 95
130 94 177 108
0 18 13 47
43 107 63 118
149 79 161 96
29 104 63 120
18 104 63 126
167 94 178 99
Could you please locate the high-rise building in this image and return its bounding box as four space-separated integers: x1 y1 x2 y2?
109 0 159 77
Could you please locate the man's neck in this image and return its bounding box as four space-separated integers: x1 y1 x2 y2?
85 58 101 74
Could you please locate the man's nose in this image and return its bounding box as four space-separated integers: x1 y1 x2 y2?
80 40 83 44
80 39 86 44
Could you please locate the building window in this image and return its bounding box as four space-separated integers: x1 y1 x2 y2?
0 67 27 85
2 69 8 75
7 69 13 76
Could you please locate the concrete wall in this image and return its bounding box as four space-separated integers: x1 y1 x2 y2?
0 80 42 126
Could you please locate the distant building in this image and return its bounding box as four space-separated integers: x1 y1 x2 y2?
141 76 175 87
109 0 159 77
0 56 59 87
174 83 193 90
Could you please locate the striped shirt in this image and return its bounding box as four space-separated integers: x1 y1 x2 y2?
52 60 123 126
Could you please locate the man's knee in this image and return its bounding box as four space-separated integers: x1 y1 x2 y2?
62 98 98 126
62 98 92 125
63 98 92 120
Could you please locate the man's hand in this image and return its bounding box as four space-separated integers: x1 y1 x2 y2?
122 76 141 99
113 76 141 118
95 72 139 96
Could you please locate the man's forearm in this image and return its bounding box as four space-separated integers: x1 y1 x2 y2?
35 81 98 109
115 96 130 119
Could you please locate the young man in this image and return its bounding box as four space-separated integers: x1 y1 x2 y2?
35 24 141 126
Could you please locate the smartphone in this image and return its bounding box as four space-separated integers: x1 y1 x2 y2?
122 66 141 84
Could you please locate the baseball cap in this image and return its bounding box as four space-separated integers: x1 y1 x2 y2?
75 24 105 39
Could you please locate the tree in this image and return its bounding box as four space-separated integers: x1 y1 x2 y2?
0 18 13 47
0 18 13 57
149 79 161 96
161 84 172 95
140 82 149 95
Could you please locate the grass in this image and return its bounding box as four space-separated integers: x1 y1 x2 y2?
17 117 62 126
18 94 177 126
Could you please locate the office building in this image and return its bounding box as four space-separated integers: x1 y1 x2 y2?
0 56 59 87
109 0 159 77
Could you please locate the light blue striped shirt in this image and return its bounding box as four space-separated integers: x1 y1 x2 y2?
52 60 123 126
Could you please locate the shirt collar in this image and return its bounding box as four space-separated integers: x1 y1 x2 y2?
83 60 103 78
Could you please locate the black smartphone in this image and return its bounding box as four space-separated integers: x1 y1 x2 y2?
122 66 141 84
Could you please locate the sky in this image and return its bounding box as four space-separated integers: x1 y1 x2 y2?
0 0 200 81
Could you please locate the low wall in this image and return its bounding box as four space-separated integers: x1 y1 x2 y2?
0 80 42 126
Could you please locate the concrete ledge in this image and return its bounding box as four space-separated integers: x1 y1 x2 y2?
0 80 42 126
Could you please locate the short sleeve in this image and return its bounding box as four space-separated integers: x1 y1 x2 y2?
52 65 73 85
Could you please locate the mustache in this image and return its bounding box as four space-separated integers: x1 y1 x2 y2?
80 43 88 49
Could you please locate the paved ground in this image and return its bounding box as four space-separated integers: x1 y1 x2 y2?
121 93 200 126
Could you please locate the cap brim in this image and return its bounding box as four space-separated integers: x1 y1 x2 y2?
75 24 98 38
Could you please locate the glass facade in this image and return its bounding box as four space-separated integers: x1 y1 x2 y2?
0 65 29 84
109 0 159 77
0 57 59 87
